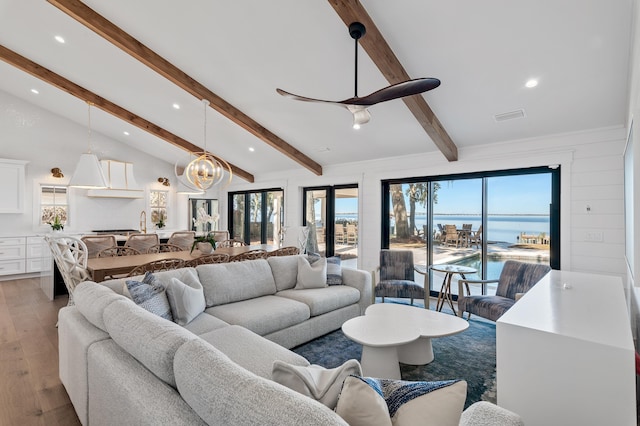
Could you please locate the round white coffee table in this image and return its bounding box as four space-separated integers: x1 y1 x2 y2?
366 303 469 365
342 304 469 379
341 315 419 379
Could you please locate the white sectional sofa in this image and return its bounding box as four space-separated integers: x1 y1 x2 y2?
58 255 523 425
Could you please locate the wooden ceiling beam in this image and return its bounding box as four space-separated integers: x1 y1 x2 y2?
0 44 254 182
47 0 323 176
328 0 458 161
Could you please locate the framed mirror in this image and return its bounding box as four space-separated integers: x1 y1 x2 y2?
190 198 219 233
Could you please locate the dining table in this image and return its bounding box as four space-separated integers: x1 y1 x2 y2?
87 244 274 282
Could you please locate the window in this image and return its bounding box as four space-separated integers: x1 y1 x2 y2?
40 185 68 226
149 190 168 225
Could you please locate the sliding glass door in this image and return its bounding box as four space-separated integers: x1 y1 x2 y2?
382 167 558 299
303 185 358 265
228 189 284 245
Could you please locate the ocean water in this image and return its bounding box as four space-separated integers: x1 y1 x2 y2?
334 214 550 244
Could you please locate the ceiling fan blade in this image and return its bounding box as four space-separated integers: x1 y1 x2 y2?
276 88 342 105
344 78 441 106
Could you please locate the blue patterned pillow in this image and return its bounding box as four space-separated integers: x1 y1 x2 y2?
126 272 174 321
326 256 343 285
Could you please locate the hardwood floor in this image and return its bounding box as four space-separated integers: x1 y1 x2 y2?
0 278 80 426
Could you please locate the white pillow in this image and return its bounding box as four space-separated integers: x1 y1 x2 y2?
272 359 361 409
295 256 327 289
335 376 467 426
165 276 206 326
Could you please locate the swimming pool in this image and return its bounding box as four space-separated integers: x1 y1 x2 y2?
451 255 548 280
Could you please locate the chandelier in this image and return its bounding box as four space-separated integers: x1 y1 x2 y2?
183 99 232 190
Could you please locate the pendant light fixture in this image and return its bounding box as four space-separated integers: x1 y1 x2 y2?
182 99 232 191
69 102 108 189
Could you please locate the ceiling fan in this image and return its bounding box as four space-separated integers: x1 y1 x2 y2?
277 22 440 129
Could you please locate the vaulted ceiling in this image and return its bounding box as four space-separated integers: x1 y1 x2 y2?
0 0 633 181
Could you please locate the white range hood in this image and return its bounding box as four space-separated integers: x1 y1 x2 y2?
87 160 144 199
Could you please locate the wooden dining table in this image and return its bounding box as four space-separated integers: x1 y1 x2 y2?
87 244 274 282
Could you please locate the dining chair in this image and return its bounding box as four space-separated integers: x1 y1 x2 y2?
147 243 184 253
373 249 425 306
167 231 195 251
229 249 267 262
457 260 551 321
97 246 141 257
211 230 230 243
81 235 117 258
124 233 159 253
185 253 229 267
266 246 300 257
45 235 91 305
217 239 247 248
126 258 186 277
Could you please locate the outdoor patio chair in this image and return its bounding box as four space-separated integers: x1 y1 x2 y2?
443 225 462 247
81 235 117 258
124 233 159 253
457 260 551 321
335 225 346 244
167 231 195 251
374 249 425 306
468 225 483 248
346 224 357 245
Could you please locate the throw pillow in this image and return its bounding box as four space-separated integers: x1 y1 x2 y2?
125 272 174 321
335 376 467 426
166 276 206 326
295 256 327 289
326 256 343 285
272 359 362 409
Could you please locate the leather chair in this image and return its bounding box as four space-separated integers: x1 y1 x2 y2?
457 260 551 321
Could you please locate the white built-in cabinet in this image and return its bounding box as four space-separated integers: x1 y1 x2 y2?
0 236 51 277
0 159 28 213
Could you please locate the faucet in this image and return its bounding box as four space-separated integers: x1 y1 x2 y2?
139 210 147 233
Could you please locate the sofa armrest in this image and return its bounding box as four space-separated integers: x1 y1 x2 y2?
342 267 372 314
460 401 524 426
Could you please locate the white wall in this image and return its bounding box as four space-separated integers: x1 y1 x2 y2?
0 90 194 235
223 126 627 277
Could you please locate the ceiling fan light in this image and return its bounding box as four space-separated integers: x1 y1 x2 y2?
349 105 371 128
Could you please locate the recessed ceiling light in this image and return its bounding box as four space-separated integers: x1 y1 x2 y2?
123 131 130 136
54 35 65 44
525 79 538 88
248 147 255 152
172 103 180 110
30 89 39 94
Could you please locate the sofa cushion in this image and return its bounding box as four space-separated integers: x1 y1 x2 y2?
326 256 343 285
174 339 348 426
276 286 361 317
296 256 327 289
268 255 301 291
183 312 229 335
166 275 206 326
205 295 310 336
335 376 466 426
103 299 197 388
196 259 277 307
126 272 174 321
272 359 361 409
199 325 309 379
73 281 129 331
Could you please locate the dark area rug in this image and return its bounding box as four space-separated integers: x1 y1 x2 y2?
292 318 496 409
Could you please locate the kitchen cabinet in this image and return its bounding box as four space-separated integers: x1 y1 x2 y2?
0 159 28 213
0 237 26 275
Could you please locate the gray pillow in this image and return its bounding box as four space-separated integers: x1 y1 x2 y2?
125 272 173 321
326 256 342 285
295 256 327 289
166 276 206 326
272 359 362 409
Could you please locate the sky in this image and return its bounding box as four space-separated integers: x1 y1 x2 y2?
334 173 552 215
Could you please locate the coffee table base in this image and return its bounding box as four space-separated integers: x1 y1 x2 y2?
361 346 402 379
398 337 434 365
